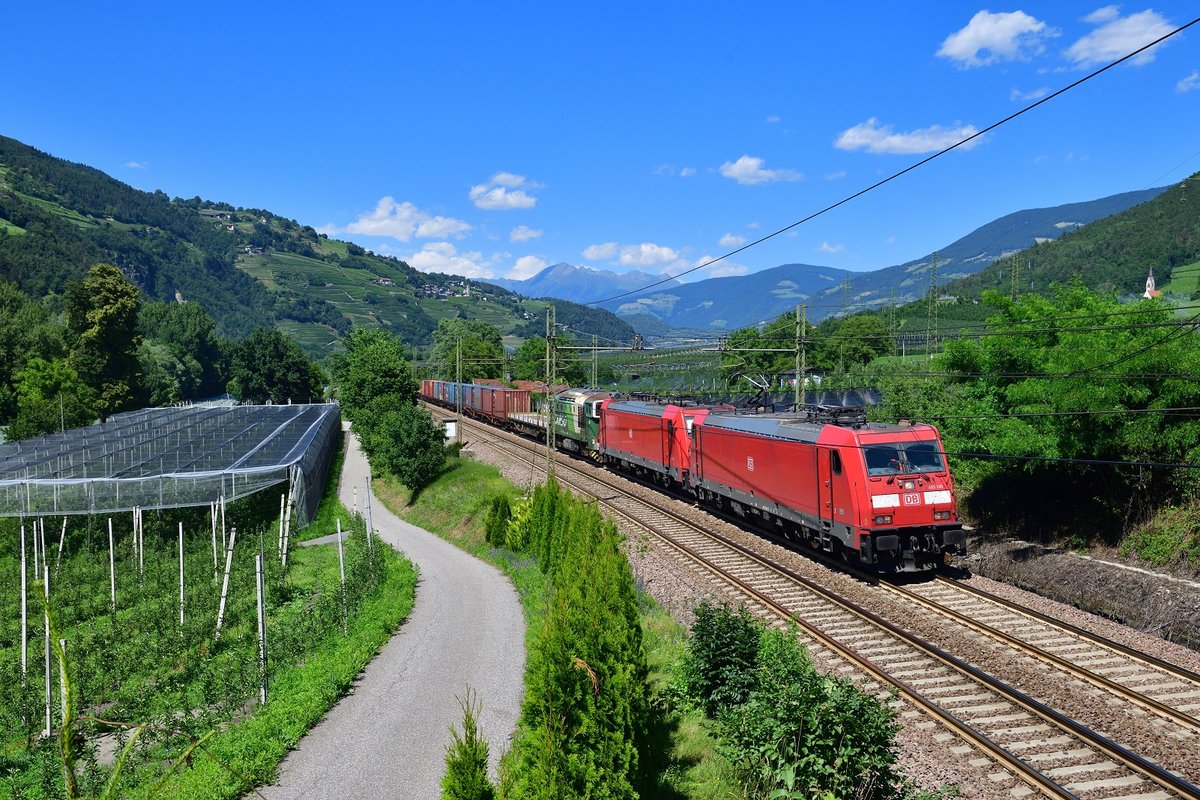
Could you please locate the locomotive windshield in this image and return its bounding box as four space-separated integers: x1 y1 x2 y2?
864 440 945 475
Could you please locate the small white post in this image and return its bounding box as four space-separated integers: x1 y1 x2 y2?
108 518 116 618
277 494 285 555
255 553 267 705
137 507 144 578
178 522 185 627
32 519 40 580
353 487 358 517
43 565 51 738
210 502 219 583
280 490 294 570
220 495 227 552
54 518 67 578
214 527 237 641
336 519 348 636
20 523 27 682
58 639 67 720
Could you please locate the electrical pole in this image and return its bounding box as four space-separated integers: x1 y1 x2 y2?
795 304 806 409
926 253 939 360
591 334 598 387
544 307 556 479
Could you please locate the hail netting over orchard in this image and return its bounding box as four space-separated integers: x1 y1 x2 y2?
0 403 340 524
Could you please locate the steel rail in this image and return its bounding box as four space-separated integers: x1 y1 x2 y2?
880 580 1200 734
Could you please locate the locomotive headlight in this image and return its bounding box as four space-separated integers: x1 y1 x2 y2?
874 514 893 525
902 480 916 491
933 511 951 520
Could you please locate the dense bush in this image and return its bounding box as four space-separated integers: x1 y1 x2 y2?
678 603 904 800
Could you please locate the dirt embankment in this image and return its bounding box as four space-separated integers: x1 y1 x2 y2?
967 532 1200 651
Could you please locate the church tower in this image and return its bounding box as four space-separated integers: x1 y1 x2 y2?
1143 268 1162 299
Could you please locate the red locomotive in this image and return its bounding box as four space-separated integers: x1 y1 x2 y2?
598 400 963 572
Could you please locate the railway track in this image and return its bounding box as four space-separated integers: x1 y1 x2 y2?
437 408 1200 799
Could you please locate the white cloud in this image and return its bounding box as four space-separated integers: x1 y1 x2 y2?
885 236 897 245
817 241 845 254
490 172 526 188
1010 86 1050 102
620 243 679 266
719 155 803 185
342 196 471 241
765 115 781 123
1178 70 1200 93
937 10 1055 67
718 233 746 248
469 172 539 210
406 242 494 279
510 225 543 242
508 255 548 280
824 170 847 180
835 117 981 155
582 242 618 260
124 161 148 169
680 166 697 177
1067 8 1173 67
653 163 675 176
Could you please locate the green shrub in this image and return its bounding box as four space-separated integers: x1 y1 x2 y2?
442 689 494 800
678 602 760 717
484 495 512 547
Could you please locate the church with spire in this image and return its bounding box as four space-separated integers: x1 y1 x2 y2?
1143 268 1162 299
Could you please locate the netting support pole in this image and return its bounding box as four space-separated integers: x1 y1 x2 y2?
43 564 50 739
54 518 66 580
178 522 185 627
336 519 347 636
214 526 237 641
255 553 267 706
20 523 27 683
107 518 116 620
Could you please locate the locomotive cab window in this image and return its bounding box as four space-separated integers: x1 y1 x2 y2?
865 445 901 475
830 450 843 475
906 441 945 473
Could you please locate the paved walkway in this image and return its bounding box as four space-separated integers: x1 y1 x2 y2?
264 429 525 798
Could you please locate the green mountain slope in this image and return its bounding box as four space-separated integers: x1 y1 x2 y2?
945 172 1200 301
0 136 633 355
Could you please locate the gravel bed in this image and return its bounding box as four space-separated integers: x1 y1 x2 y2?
458 429 1200 797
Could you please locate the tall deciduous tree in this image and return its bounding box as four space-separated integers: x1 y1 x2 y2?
332 328 417 419
227 328 325 404
66 263 143 420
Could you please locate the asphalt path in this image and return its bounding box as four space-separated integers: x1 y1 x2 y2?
264 428 525 799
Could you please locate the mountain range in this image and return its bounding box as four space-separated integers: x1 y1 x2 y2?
496 188 1165 334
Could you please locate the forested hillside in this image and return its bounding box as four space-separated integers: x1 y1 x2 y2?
0 136 632 354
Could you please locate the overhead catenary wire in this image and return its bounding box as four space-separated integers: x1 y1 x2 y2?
586 15 1200 308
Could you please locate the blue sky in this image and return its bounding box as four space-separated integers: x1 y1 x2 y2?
4 4 1198 285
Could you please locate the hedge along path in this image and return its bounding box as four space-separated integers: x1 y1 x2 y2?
265 427 525 800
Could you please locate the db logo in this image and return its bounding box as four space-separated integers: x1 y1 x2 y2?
746 456 755 471
628 429 633 439
902 493 921 506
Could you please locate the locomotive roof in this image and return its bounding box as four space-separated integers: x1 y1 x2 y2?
605 399 711 418
700 412 937 444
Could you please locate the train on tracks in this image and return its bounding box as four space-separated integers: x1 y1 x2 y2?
421 380 966 573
